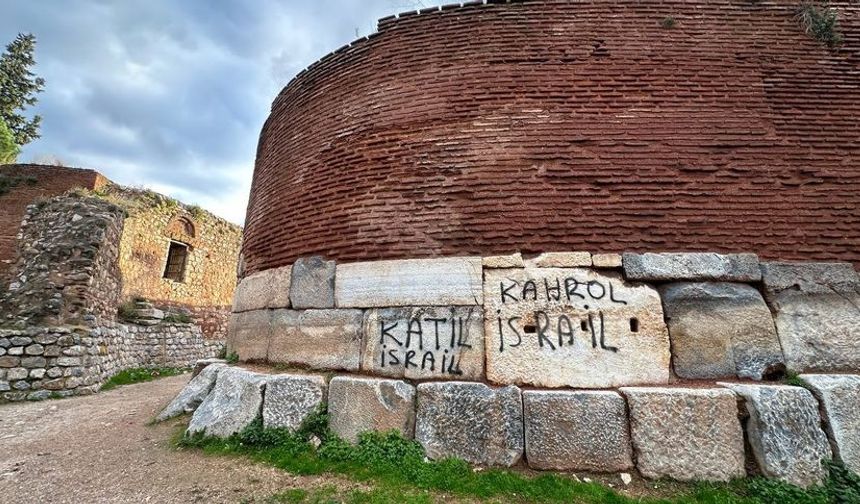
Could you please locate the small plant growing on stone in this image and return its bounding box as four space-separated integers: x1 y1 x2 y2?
784 370 807 387
796 2 843 47
163 312 192 324
661 16 677 29
117 300 139 323
225 351 239 364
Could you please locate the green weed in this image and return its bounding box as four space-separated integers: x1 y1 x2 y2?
796 2 843 47
101 367 186 391
178 410 860 503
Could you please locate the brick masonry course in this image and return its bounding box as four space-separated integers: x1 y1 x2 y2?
240 1 860 273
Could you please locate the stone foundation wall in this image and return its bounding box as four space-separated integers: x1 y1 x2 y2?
223 251 860 485
0 321 224 402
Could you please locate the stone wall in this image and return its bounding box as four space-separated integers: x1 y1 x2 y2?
0 186 238 401
112 185 242 339
223 251 860 485
0 321 224 402
0 164 108 284
0 195 126 327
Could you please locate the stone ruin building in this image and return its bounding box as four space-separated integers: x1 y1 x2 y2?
0 163 242 400
164 0 860 489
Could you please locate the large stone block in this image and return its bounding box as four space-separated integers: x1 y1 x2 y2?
328 376 416 443
760 262 860 372
798 374 860 474
227 310 270 361
335 257 483 308
157 363 226 422
268 309 362 371
484 268 669 388
720 383 832 487
523 390 633 472
232 266 292 312
525 251 592 268
290 256 336 309
659 282 783 380
187 368 266 438
482 253 524 268
416 382 523 467
592 253 623 268
361 306 484 380
262 374 326 431
621 387 745 482
623 252 761 282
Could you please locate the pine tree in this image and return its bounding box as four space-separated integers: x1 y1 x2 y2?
0 33 45 146
0 117 18 164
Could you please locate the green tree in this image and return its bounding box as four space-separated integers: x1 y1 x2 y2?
0 33 45 146
0 117 18 164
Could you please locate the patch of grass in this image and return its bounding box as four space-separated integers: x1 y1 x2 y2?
796 2 843 47
101 367 186 391
178 409 860 504
661 16 677 29
264 485 433 504
117 300 139 323
180 413 688 503
224 351 240 364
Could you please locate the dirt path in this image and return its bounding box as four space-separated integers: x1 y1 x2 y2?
0 375 355 503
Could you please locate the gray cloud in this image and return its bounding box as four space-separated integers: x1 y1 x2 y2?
1 0 420 224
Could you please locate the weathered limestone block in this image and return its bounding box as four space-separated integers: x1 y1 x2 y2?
187 368 266 438
192 358 227 378
659 282 783 380
227 310 271 361
156 363 226 421
526 251 592 268
623 252 761 282
290 256 336 309
328 376 416 443
416 382 523 467
335 257 483 308
362 306 484 380
484 268 669 388
232 265 292 312
592 253 623 268
720 383 832 487
798 374 860 474
523 390 633 472
482 253 524 268
269 309 362 371
262 374 326 431
760 262 860 372
621 387 745 482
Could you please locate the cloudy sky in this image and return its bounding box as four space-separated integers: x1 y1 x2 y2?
2 0 436 225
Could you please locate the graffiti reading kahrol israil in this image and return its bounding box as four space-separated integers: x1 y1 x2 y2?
494 275 629 353
483 268 670 388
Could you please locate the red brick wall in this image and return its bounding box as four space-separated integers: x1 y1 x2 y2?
243 0 860 274
0 164 106 278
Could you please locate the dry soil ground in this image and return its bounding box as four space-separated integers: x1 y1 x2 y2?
0 374 360 503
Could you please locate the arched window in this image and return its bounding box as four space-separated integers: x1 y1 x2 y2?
168 216 196 239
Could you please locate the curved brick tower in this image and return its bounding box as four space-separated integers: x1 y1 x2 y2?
243 0 860 275
220 1 860 481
